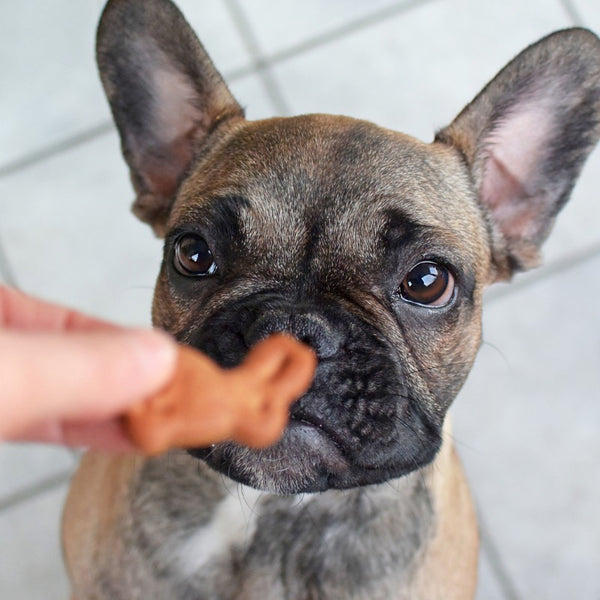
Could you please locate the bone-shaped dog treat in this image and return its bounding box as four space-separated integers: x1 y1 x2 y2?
123 334 317 456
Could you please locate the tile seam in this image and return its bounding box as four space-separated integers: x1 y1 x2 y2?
224 0 292 116
486 241 600 305
0 0 441 176
259 0 442 69
0 468 74 513
478 510 524 600
0 122 114 179
0 237 17 286
560 0 585 25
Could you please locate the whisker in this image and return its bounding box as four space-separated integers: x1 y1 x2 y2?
201 445 220 461
480 339 510 367
257 454 287 464
404 360 474 377
443 430 478 454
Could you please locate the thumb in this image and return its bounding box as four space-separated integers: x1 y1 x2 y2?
0 328 177 439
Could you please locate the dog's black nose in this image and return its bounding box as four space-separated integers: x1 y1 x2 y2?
245 311 341 359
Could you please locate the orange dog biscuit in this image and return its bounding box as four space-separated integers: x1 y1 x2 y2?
123 334 317 455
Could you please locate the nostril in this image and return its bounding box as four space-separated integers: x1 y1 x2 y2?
244 313 289 349
244 311 341 360
290 313 340 359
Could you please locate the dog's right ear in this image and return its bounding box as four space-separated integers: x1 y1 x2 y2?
96 0 243 236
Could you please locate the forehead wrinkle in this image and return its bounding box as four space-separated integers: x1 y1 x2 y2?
315 193 392 265
374 184 489 267
237 189 308 273
169 181 247 229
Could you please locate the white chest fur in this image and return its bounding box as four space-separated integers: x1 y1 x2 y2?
174 484 265 578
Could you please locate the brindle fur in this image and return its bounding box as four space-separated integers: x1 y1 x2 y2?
64 435 476 599
63 1 600 598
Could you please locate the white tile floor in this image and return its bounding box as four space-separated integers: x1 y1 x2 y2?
1 1 599 598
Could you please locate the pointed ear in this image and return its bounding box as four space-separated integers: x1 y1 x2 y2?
96 0 244 236
436 28 600 280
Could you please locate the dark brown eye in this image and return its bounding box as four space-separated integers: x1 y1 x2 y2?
174 234 217 276
400 261 455 307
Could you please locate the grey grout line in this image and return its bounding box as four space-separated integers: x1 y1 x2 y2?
0 468 74 514
486 240 600 305
0 0 440 178
224 0 292 116
0 121 114 179
478 512 524 600
244 0 443 72
560 0 585 26
0 57 255 179
0 237 17 286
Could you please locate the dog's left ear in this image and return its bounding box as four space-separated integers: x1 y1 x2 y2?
437 28 600 280
96 0 244 236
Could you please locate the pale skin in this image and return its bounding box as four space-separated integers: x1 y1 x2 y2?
0 286 178 450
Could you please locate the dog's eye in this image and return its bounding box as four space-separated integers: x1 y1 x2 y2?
174 234 218 277
400 261 454 307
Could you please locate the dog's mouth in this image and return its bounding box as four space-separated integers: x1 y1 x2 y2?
187 383 441 495
188 411 353 494
287 406 350 453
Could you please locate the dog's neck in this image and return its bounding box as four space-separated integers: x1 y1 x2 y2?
121 442 449 599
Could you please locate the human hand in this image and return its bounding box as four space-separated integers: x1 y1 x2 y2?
0 286 177 450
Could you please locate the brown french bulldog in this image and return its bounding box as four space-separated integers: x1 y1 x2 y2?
62 1 600 598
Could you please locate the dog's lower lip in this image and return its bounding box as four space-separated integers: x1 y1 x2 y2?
288 415 346 453
290 417 323 431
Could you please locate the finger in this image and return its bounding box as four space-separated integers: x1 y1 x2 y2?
0 328 177 440
61 420 136 451
15 419 137 452
0 285 117 332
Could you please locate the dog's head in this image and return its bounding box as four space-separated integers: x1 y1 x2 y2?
97 0 600 493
